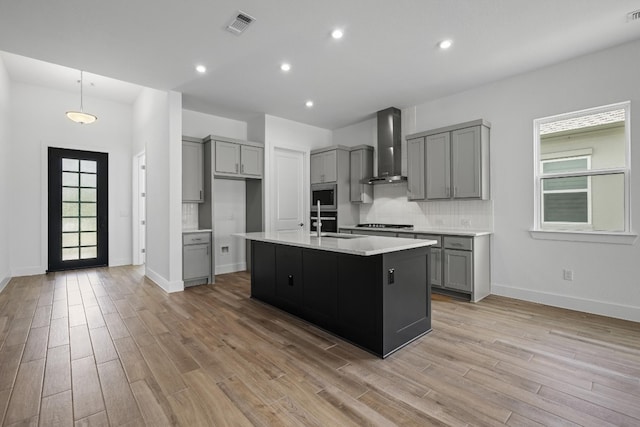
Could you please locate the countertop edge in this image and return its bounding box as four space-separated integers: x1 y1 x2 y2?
235 232 437 256
339 226 493 237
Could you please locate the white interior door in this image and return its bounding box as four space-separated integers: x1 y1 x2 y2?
273 147 305 231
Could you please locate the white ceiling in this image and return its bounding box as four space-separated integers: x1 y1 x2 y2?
1 1 639 130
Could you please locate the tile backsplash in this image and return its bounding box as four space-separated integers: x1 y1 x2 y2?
182 203 199 230
359 183 494 230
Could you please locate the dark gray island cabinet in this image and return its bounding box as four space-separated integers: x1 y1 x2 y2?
239 231 436 358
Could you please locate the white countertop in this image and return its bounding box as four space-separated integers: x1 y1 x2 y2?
339 225 492 237
182 229 212 234
236 230 437 256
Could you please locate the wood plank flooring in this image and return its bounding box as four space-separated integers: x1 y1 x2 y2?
0 266 639 426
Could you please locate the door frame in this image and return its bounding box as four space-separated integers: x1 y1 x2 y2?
47 147 109 272
132 151 146 265
269 145 310 232
41 142 115 274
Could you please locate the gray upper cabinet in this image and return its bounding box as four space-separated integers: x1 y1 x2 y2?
311 150 337 184
425 132 451 200
349 146 373 203
212 138 264 179
407 138 425 200
407 120 490 201
214 140 240 174
182 139 204 203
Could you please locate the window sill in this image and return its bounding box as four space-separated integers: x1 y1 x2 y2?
529 229 638 245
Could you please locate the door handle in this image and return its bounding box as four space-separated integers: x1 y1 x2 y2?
298 223 304 227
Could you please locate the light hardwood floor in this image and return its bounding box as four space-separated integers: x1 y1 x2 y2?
0 266 639 426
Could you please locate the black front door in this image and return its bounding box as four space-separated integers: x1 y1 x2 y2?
48 148 108 272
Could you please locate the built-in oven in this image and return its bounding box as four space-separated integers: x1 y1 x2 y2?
311 183 337 211
310 212 337 233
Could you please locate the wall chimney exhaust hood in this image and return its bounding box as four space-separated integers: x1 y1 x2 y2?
366 107 407 184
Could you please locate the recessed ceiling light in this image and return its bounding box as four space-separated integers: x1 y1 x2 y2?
195 65 207 73
280 63 291 72
438 39 453 50
305 100 314 108
331 29 344 39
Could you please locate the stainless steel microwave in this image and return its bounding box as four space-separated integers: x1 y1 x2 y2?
311 183 337 210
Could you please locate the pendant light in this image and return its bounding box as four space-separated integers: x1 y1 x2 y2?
66 70 97 124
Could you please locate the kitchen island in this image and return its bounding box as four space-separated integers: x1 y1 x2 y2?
236 230 437 358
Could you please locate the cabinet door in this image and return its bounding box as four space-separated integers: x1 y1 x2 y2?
240 145 263 176
443 249 472 292
310 153 324 184
425 132 451 200
251 241 276 302
322 150 337 182
451 126 481 199
182 141 203 202
430 248 442 288
302 249 338 329
215 141 240 174
349 149 363 202
274 245 303 310
407 137 425 200
183 244 210 280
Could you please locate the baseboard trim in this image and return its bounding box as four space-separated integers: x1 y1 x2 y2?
215 262 247 275
0 273 11 293
145 267 184 293
110 258 131 267
11 266 46 277
492 283 640 323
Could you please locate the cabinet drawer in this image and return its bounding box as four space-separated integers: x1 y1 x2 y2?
444 236 472 251
415 234 442 248
183 233 211 245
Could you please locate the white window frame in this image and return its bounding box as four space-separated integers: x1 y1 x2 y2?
540 155 592 229
531 101 636 244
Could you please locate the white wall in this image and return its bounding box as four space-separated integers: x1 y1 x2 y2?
133 88 183 292
407 39 640 321
0 56 10 290
9 82 134 276
182 109 247 140
263 115 333 231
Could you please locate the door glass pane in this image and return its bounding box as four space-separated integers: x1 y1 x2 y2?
80 173 97 188
80 188 97 202
542 176 588 191
62 202 79 217
80 203 96 217
62 233 79 247
62 248 79 260
80 160 97 173
80 247 97 259
62 218 79 232
62 158 79 172
543 192 588 222
62 172 79 187
80 218 96 231
62 188 79 202
80 232 97 246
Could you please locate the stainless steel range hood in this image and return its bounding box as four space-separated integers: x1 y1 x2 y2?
366 107 407 184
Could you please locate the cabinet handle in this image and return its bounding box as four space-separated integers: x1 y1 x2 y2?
288 275 294 286
241 164 244 173
235 164 239 173
446 186 450 197
199 190 202 199
454 186 457 197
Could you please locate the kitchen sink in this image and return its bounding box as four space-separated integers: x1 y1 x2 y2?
310 232 363 239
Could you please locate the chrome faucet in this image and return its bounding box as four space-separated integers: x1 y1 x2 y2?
316 200 322 237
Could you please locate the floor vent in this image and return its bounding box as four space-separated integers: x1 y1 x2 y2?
627 9 640 22
226 11 255 35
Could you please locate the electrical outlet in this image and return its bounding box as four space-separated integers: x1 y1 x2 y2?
461 219 471 227
221 246 229 253
563 269 574 281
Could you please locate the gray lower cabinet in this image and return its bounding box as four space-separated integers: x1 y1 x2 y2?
182 139 204 203
183 232 212 287
443 248 472 292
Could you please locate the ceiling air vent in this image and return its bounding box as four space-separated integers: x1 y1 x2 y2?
627 9 640 22
226 11 255 35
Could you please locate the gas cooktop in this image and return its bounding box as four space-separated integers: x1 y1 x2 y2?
356 223 414 229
